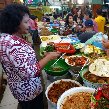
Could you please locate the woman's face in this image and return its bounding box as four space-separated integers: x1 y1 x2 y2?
68 16 73 23
18 14 30 34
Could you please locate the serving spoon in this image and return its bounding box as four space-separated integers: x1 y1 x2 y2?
51 45 71 67
74 59 89 81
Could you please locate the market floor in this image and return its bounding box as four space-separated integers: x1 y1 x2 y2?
0 44 48 109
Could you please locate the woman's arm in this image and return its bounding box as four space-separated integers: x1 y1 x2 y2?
39 52 61 69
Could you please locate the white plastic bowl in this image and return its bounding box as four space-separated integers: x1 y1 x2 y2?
45 79 82 105
57 87 95 109
65 55 89 67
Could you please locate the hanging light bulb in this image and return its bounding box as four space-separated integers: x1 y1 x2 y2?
77 0 84 4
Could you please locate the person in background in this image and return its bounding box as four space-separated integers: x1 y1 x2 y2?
0 4 60 109
74 9 84 35
84 11 98 32
64 13 76 35
65 13 77 34
29 15 41 45
102 38 109 57
72 7 79 22
45 14 50 22
53 14 60 25
63 11 67 20
65 13 74 28
42 14 50 26
29 15 38 30
95 9 106 33
65 13 77 28
53 12 57 20
78 19 96 43
74 9 83 25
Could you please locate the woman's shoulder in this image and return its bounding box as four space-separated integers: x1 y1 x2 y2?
0 33 14 42
0 33 28 45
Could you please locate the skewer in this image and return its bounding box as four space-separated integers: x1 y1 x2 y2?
51 45 70 67
75 59 89 81
51 52 66 67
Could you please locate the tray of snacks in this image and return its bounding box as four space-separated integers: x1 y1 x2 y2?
55 43 76 54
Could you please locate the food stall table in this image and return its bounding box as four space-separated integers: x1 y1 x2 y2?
42 69 83 109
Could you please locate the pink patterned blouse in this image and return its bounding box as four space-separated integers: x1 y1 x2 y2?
0 33 43 101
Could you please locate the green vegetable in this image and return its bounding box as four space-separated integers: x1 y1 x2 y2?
45 45 54 52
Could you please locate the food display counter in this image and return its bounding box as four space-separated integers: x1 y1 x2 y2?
42 70 81 109
39 26 109 109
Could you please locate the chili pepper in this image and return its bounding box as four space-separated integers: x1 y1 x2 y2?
95 90 103 100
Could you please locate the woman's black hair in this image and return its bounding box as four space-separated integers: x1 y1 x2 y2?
65 13 73 26
0 3 30 35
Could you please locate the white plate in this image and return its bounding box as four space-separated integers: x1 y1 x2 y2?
45 79 82 104
57 87 95 109
65 55 89 67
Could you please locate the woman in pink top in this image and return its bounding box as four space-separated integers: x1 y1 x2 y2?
29 15 38 30
29 15 40 44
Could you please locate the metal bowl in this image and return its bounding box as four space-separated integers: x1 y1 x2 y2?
80 66 108 89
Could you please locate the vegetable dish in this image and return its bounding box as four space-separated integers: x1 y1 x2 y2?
49 66 63 72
